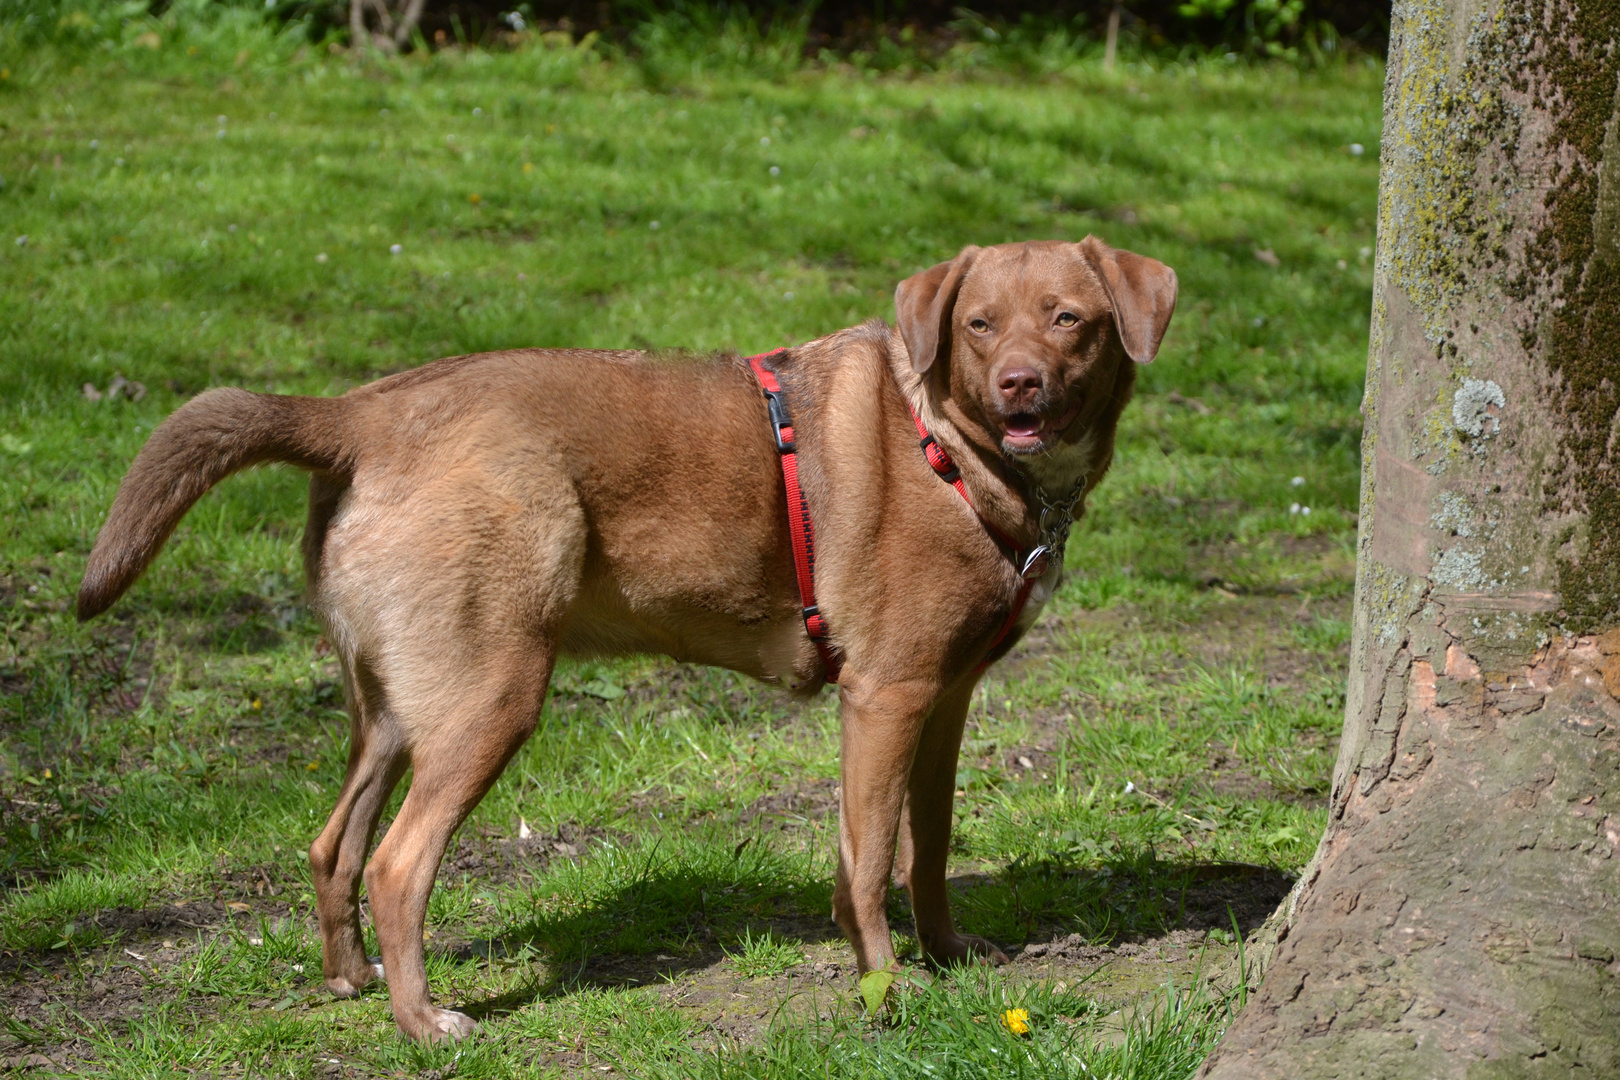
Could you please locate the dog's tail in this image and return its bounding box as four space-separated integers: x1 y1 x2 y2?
77 388 352 621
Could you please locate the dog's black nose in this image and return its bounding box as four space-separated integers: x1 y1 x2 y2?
997 367 1043 402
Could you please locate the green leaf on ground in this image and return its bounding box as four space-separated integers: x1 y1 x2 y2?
860 969 898 1014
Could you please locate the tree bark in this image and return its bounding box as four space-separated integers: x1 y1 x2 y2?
1200 1 1620 1075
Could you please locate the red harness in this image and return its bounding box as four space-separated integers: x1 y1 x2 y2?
747 351 1050 685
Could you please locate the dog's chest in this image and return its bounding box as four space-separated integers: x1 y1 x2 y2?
1009 560 1063 640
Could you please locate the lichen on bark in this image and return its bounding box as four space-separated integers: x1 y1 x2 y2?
1517 0 1620 630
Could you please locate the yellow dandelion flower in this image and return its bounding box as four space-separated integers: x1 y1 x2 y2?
469 193 482 204
1001 1008 1031 1036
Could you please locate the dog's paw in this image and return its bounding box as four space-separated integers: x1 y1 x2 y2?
923 933 1009 969
324 959 385 998
427 1009 478 1041
326 976 362 997
325 975 367 998
396 1005 478 1043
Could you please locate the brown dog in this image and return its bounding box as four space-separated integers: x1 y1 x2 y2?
77 238 1175 1042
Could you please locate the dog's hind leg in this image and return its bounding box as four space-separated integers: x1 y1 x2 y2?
361 655 553 1042
310 661 408 998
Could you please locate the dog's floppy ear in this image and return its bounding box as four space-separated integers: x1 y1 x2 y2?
895 246 980 375
1079 236 1178 364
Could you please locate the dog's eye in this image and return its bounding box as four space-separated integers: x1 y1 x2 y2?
969 318 990 333
1055 312 1079 328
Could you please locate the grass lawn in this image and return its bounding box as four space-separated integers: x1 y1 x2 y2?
0 18 1381 1078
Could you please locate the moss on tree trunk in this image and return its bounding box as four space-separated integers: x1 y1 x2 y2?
1199 1 1620 1075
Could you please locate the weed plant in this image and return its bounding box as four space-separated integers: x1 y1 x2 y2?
0 14 1379 1078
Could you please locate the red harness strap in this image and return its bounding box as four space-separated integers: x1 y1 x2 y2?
747 352 843 683
904 403 1043 675
747 351 1048 683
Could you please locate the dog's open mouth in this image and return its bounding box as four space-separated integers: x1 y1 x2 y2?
1001 404 1079 454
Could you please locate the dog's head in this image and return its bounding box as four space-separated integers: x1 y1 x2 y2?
895 238 1176 462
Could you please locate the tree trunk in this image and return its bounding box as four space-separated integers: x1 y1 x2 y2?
349 0 428 53
1104 5 1122 71
1200 1 1620 1075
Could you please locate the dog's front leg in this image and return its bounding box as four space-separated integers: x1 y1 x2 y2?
897 679 1009 968
832 675 936 974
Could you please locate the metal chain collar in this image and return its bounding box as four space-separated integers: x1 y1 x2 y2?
1018 474 1088 581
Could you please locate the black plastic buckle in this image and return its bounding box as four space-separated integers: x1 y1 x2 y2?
802 604 822 631
918 434 961 484
764 390 796 454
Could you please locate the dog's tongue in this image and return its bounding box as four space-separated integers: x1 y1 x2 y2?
1005 416 1042 438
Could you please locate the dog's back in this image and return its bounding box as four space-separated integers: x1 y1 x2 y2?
78 346 818 681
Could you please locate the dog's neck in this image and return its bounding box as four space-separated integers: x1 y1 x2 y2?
886 330 1091 549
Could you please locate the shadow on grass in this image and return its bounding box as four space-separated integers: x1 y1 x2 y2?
442 844 1291 1020
441 842 841 1019
954 850 1294 948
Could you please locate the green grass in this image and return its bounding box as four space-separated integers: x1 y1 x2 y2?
0 16 1379 1079
725 928 806 979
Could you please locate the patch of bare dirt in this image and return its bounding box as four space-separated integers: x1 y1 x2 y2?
638 921 1273 1059
738 777 839 828
87 900 231 938
0 921 285 1074
1172 862 1296 933
216 860 300 901
659 947 855 1038
438 821 622 886
1204 758 1321 804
